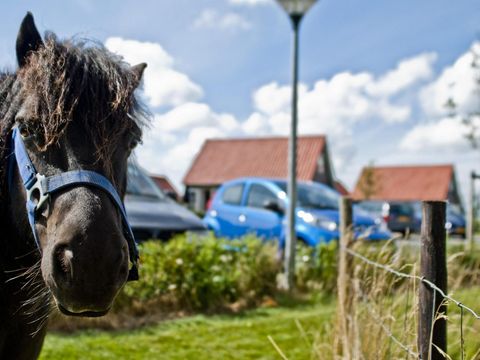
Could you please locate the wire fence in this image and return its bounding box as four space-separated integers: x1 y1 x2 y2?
354 279 419 358
341 244 479 359
337 198 480 360
344 246 480 320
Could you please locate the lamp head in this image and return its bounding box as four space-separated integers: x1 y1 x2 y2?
276 0 318 18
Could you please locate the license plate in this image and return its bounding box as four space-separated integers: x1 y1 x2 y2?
397 216 410 222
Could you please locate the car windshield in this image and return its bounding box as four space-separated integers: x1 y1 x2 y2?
127 163 167 201
357 201 384 213
390 203 413 216
274 181 339 210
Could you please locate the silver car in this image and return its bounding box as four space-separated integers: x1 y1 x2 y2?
125 163 206 241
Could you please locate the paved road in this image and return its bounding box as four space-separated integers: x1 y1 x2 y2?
393 233 475 248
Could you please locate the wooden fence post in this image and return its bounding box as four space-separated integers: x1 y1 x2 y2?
336 196 354 358
418 201 447 360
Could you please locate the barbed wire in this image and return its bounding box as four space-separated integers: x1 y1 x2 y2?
343 246 480 320
355 281 419 358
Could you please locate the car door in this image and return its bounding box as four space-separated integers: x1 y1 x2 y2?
243 182 284 240
214 182 248 238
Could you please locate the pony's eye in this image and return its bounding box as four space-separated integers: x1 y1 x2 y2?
127 132 142 151
128 138 140 151
18 124 32 139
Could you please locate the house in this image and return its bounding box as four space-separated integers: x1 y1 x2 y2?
352 164 463 209
150 175 180 201
183 135 337 212
334 180 350 196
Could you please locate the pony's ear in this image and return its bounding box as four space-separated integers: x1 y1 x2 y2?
131 63 147 86
16 12 44 68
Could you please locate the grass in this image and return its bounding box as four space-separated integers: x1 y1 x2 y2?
38 240 480 359
39 287 480 359
40 300 335 360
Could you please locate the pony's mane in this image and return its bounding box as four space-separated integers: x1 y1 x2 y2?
0 34 149 206
0 73 18 208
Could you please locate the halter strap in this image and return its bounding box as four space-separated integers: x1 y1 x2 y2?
9 127 139 281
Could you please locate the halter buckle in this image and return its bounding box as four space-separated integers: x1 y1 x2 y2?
26 173 50 212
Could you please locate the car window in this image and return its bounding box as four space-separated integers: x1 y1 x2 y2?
127 163 167 201
222 184 244 205
274 181 339 210
246 184 277 208
390 203 413 216
358 201 383 213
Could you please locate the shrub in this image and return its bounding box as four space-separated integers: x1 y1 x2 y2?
116 234 280 312
295 241 338 293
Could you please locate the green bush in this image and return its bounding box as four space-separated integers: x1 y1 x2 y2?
116 234 280 312
295 241 338 293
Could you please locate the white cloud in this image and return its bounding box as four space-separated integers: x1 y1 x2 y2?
136 102 241 188
251 65 421 133
399 116 470 151
244 66 425 172
117 36 476 196
367 53 437 97
420 42 480 117
398 42 480 154
105 37 203 108
253 82 307 115
229 0 272 6
138 51 434 187
153 102 240 133
389 43 480 207
193 9 251 31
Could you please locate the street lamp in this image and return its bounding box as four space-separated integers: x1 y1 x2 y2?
469 171 480 250
275 0 318 291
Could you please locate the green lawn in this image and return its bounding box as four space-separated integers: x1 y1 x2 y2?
40 287 480 359
40 302 335 360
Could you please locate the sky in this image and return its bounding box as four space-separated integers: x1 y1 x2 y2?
0 0 479 204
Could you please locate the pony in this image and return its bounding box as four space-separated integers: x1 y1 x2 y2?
0 13 148 359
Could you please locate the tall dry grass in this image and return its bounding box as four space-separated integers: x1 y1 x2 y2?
313 241 480 360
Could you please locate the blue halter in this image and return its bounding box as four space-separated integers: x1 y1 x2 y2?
8 127 139 281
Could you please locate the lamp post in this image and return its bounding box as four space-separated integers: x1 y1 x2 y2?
468 171 480 251
275 0 318 291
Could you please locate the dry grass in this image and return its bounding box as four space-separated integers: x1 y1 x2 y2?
315 241 480 359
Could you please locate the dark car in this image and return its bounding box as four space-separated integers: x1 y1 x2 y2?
445 206 466 237
385 202 419 235
125 163 206 241
412 203 466 238
356 201 419 235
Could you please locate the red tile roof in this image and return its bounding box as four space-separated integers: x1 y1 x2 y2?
151 175 179 198
352 164 454 201
334 180 350 196
183 136 326 186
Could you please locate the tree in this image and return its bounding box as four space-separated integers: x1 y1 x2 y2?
446 45 480 246
358 161 379 200
446 46 480 148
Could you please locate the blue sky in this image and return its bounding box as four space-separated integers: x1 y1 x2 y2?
1 0 479 202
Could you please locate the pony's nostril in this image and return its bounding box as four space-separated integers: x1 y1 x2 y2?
53 245 74 283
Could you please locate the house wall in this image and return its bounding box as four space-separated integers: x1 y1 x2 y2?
186 186 218 213
448 173 464 212
312 145 335 188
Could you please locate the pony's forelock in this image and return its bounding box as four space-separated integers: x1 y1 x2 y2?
17 34 149 170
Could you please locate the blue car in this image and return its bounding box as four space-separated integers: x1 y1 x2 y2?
203 177 391 246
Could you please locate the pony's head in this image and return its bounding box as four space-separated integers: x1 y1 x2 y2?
6 13 147 316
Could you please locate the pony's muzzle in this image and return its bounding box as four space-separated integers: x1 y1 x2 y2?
41 187 130 315
48 239 129 315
